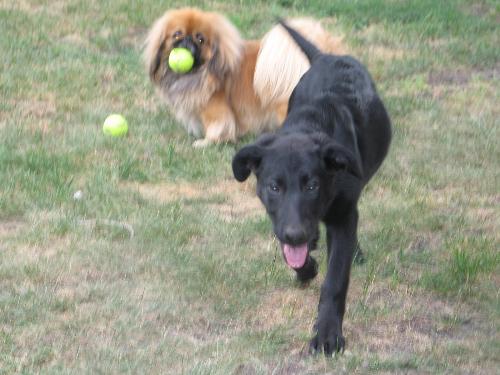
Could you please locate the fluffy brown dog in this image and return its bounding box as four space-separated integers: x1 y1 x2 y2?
144 8 344 147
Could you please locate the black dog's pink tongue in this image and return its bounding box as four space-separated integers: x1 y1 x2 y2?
282 243 308 269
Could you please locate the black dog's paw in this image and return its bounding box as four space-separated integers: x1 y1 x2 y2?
309 328 345 356
309 311 345 355
295 256 318 284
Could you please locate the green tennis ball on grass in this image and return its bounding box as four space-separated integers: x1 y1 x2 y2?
168 48 194 74
103 114 128 137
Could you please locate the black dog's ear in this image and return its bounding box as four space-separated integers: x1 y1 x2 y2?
321 142 363 178
232 145 264 182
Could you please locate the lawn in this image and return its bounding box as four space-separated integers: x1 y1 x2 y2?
0 0 498 373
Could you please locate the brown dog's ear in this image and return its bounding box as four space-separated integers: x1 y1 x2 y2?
321 142 363 178
149 40 165 80
144 12 172 82
232 145 264 182
207 12 243 79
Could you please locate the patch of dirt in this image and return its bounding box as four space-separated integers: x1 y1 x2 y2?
427 188 499 240
368 45 407 60
0 220 25 241
345 281 495 372
2 211 72 262
8 93 57 136
428 65 499 87
14 93 57 119
134 94 163 112
60 33 90 48
359 23 383 40
15 237 69 263
356 24 410 62
428 70 471 86
121 26 147 49
477 65 500 81
128 181 205 201
463 2 493 17
406 232 443 254
467 206 499 239
234 359 308 375
125 179 264 221
247 285 320 332
0 0 65 15
250 276 496 373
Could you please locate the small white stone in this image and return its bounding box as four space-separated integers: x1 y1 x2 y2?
73 190 83 200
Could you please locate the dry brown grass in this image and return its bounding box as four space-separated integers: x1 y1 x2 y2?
0 219 25 240
124 179 265 222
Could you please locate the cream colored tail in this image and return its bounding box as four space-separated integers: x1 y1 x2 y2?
253 18 345 107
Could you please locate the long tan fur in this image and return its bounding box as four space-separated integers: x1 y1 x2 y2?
144 8 345 146
254 18 345 107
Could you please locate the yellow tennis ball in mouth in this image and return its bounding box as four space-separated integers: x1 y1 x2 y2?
168 48 194 74
103 114 128 137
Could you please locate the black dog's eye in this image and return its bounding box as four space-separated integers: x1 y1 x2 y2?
305 182 319 192
195 33 205 44
173 30 182 40
269 183 280 193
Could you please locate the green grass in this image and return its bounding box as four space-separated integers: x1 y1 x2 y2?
1 0 499 373
422 237 498 296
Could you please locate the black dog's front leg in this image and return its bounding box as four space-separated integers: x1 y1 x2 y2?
310 208 358 355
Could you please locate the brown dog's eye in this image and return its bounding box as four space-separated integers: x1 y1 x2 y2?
195 33 205 44
173 30 182 40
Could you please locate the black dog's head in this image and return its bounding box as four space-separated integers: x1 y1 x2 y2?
233 133 362 269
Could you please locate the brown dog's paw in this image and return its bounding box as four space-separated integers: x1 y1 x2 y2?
192 139 212 148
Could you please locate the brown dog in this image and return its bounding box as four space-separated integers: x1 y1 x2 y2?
144 8 344 147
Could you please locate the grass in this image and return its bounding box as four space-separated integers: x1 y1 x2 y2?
0 0 499 373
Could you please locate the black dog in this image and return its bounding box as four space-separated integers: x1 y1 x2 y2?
232 22 391 355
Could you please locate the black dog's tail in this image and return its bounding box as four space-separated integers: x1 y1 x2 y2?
279 20 321 63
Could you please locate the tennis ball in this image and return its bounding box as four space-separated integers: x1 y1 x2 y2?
168 48 194 74
103 114 128 137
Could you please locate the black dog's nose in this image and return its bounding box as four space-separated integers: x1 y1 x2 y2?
283 225 307 244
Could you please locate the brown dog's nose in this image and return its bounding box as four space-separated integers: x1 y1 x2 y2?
283 225 307 245
176 36 198 58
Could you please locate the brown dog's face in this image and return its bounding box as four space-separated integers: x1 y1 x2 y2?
147 10 218 81
163 11 215 70
145 8 243 83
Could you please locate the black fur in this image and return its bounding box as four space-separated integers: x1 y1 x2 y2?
232 22 391 355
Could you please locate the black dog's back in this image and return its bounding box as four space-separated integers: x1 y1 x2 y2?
288 55 376 118
280 21 391 182
279 20 374 107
